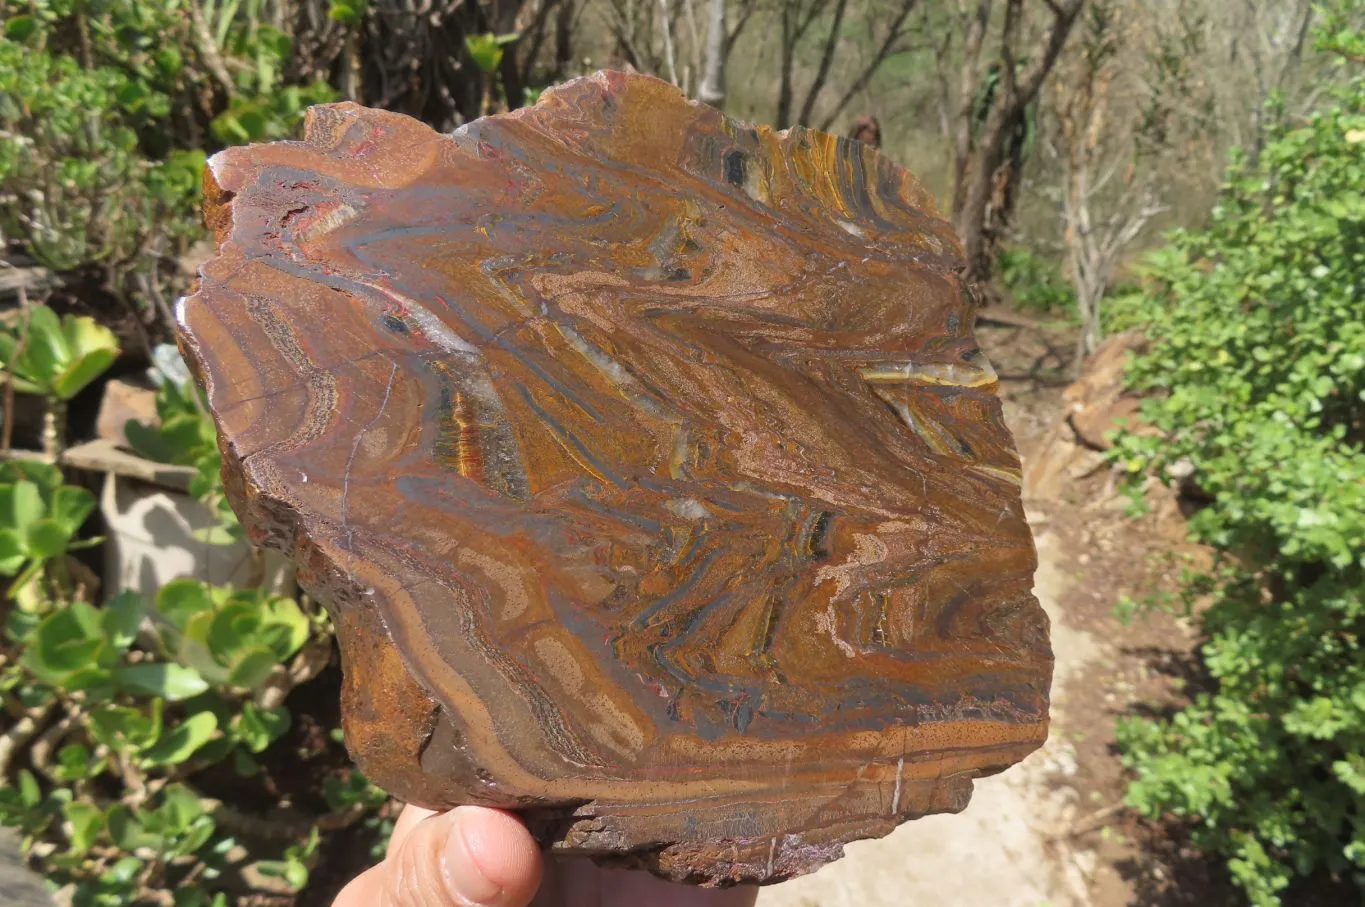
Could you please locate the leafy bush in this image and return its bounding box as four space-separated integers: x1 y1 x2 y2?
0 28 204 276
0 450 380 904
997 246 1077 314
0 0 336 315
0 309 389 905
1110 23 1365 905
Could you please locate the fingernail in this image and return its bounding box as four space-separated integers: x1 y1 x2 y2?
442 811 505 906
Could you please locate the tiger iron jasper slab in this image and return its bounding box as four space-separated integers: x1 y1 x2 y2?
178 71 1052 885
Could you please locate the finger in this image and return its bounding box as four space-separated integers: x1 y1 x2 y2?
387 804 440 859
334 806 544 907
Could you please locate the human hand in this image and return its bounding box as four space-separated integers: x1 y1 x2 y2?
333 804 760 907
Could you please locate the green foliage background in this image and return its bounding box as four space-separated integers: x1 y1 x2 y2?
1110 13 1365 903
0 0 337 301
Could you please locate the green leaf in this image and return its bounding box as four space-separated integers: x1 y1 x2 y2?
254 859 289 878
52 349 117 400
51 316 118 400
157 783 204 834
57 665 116 695
4 15 37 42
1 461 62 497
0 529 27 575
64 800 103 854
20 305 66 388
324 0 357 22
211 112 250 145
6 481 45 534
154 48 183 79
53 743 104 782
89 701 162 753
256 857 310 890
207 601 258 661
464 33 509 73
24 518 70 559
101 591 147 652
285 861 309 890
141 711 217 766
49 485 96 532
106 805 158 852
25 602 104 682
4 609 40 644
233 748 260 776
177 816 216 857
226 646 278 691
101 856 144 885
18 770 40 808
155 579 215 629
175 610 230 685
236 701 290 752
261 596 309 659
113 663 209 701
124 419 179 464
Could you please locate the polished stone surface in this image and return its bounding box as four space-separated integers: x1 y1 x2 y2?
178 71 1052 885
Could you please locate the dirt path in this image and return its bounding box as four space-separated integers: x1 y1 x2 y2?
0 827 50 906
757 319 1239 907
755 529 1103 907
757 319 1137 907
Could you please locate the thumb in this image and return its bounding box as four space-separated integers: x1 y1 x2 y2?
334 806 544 907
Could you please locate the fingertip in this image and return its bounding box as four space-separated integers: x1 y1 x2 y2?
446 806 544 906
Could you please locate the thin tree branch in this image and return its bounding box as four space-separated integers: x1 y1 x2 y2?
816 0 920 132
797 0 849 125
1019 0 1086 103
724 0 758 54
950 0 993 216
187 2 238 97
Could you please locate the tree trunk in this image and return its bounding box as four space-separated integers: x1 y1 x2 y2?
698 0 727 108
952 99 1019 285
951 0 1084 288
950 0 993 220
553 0 575 80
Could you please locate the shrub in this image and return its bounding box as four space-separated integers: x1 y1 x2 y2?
0 308 390 905
0 0 336 319
1109 19 1365 905
997 246 1077 315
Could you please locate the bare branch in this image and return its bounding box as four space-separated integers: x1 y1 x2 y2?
950 0 993 216
188 2 238 97
797 0 849 126
815 0 920 132
1020 0 1086 103
796 0 834 41
724 0 758 54
0 704 54 778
